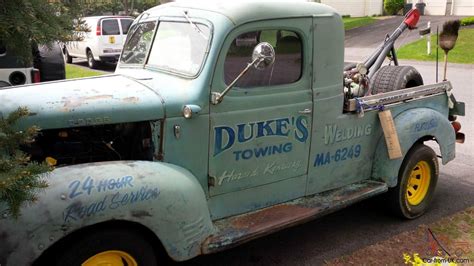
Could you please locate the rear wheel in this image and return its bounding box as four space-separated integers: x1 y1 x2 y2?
55 228 158 266
371 65 423 94
87 50 99 69
64 47 73 64
388 144 439 219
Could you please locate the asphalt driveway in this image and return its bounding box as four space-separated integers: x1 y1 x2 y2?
345 15 466 62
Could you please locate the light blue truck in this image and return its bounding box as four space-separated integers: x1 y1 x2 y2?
0 2 465 265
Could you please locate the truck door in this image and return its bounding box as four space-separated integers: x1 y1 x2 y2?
209 19 313 198
306 15 378 195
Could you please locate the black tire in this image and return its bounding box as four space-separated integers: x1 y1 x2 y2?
54 228 158 266
87 49 99 69
35 42 66 81
370 65 423 94
388 144 439 219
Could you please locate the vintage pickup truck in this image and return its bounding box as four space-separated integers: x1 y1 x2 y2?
0 1 465 265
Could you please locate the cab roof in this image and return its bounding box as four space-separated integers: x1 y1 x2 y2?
147 1 339 25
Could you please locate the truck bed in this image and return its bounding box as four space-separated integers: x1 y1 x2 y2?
344 81 453 113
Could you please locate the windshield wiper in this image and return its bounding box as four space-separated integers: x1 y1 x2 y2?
183 10 208 40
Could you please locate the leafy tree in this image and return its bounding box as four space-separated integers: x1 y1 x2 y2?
0 107 50 218
384 0 404 15
0 0 86 62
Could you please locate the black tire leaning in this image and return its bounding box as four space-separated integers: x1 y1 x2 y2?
370 65 423 94
54 228 158 266
35 42 66 81
388 144 439 219
87 49 99 69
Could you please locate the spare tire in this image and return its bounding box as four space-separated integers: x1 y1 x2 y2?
370 65 423 95
33 42 66 82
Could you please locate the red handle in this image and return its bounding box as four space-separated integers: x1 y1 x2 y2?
404 8 420 29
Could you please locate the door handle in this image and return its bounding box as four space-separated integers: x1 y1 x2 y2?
298 108 312 114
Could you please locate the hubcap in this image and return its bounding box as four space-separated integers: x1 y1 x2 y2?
82 250 138 266
406 161 431 206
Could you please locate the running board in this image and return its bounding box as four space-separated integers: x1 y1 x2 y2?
202 180 387 254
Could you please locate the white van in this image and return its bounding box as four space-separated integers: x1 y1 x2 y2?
64 16 134 69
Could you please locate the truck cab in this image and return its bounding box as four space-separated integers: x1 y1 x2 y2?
0 2 464 265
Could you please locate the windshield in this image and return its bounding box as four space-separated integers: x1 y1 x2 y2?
120 21 157 65
148 21 210 76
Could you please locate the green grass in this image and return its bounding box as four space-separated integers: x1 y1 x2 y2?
397 28 474 64
461 16 474 26
66 64 104 79
343 17 377 30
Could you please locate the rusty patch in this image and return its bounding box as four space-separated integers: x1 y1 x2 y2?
123 97 139 103
230 204 314 231
203 181 388 254
61 95 114 111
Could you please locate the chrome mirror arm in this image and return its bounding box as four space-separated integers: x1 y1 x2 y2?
211 56 261 105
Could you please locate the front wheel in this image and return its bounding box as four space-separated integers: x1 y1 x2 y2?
55 228 158 266
388 144 439 219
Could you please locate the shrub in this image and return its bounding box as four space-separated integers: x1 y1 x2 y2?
460 17 474 26
384 0 404 15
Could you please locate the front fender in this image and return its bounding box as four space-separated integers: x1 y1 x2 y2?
372 108 455 187
0 161 214 265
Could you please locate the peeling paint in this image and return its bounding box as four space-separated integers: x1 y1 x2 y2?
123 97 140 103
61 95 114 111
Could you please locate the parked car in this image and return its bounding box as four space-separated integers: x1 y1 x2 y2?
63 16 134 69
0 41 64 88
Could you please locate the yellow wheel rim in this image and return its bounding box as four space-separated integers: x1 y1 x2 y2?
82 250 138 266
406 161 431 206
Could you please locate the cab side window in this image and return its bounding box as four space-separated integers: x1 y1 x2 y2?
224 30 302 88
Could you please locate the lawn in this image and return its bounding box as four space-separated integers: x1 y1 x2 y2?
329 206 474 265
397 28 474 64
343 16 377 30
66 64 105 79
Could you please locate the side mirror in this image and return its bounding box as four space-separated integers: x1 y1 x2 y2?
252 42 276 70
211 42 275 105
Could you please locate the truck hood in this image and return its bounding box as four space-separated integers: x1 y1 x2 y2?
0 74 165 130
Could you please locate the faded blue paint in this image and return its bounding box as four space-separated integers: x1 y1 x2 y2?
0 161 214 264
314 144 362 167
213 116 309 156
372 107 455 187
0 1 463 265
0 75 165 130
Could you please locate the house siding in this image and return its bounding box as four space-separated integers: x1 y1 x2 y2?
408 0 474 15
321 0 383 16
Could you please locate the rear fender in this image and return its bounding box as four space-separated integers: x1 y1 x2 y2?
372 108 455 187
0 161 214 265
